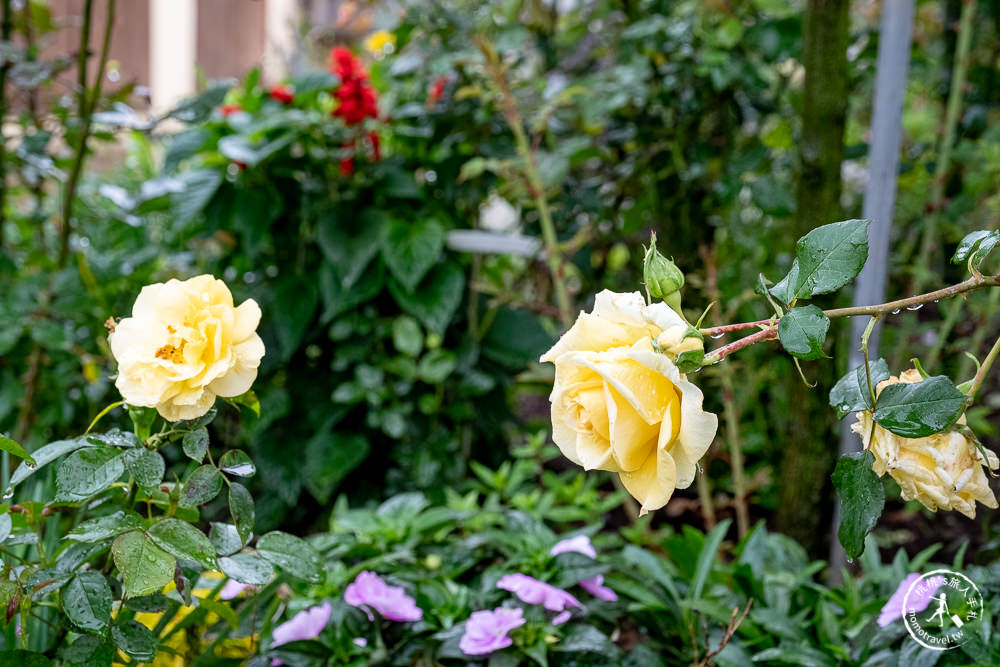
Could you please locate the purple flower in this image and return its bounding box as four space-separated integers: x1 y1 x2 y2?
550 535 618 602
459 607 526 655
220 580 249 600
344 571 423 622
353 637 368 648
497 573 582 624
272 602 332 647
551 535 597 559
877 573 945 627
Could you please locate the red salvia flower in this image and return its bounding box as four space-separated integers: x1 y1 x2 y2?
218 104 243 116
270 84 294 105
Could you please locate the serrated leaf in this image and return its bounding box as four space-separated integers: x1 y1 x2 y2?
55 448 125 501
67 511 144 543
380 218 445 292
257 531 323 583
832 451 885 559
10 438 91 488
793 219 869 297
62 572 111 634
952 230 1000 270
123 448 165 488
872 375 967 438
218 553 273 585
828 358 890 418
768 259 800 305
0 437 35 466
778 305 830 360
179 465 223 508
147 518 216 569
58 635 115 667
229 483 255 542
112 620 157 662
219 450 256 477
111 532 176 597
182 428 209 462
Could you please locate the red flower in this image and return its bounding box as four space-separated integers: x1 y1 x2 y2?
368 132 381 162
328 47 379 126
329 47 366 80
219 104 243 116
340 155 355 176
429 76 448 104
270 84 294 105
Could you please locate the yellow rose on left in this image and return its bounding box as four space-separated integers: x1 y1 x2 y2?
109 275 265 422
540 290 718 515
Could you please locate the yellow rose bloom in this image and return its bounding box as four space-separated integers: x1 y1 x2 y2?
540 290 718 514
109 275 265 422
364 30 395 54
852 369 999 518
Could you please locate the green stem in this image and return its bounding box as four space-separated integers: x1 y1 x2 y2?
913 0 975 292
860 316 880 406
967 334 1000 400
475 35 573 328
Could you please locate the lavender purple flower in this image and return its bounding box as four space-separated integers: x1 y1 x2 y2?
272 602 332 647
496 573 582 624
877 573 945 627
550 535 618 602
459 607 526 655
344 571 423 622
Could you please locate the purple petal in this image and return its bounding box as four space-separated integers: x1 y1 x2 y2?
220 580 249 600
552 610 572 625
877 573 944 627
353 637 368 648
272 602 332 647
460 608 526 656
344 571 423 622
550 535 597 559
496 574 582 613
579 575 618 602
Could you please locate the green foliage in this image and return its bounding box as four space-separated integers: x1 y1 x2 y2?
832 452 885 559
872 376 968 438
778 305 830 360
770 219 870 304
829 358 890 418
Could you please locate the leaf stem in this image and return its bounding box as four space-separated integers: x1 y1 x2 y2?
967 334 1000 400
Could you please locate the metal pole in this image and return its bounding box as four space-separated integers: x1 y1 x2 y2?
830 0 915 576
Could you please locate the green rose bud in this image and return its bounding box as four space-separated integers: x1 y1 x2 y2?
655 324 705 373
644 233 685 308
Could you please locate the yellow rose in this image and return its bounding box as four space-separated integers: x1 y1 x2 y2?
364 30 396 55
540 290 718 514
852 369 999 518
109 275 265 422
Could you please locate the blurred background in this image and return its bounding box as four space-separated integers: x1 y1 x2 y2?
3 0 1000 569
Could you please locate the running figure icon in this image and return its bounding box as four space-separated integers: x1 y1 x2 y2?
926 593 950 628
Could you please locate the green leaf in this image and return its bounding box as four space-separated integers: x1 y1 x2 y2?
229 390 260 417
832 451 885 559
778 306 830 360
272 275 319 360
380 218 445 292
179 465 223 508
257 531 323 583
288 71 340 94
0 514 10 544
171 169 222 226
317 209 385 289
123 448 165 488
303 430 369 504
389 262 464 335
55 448 125 501
218 553 273 585
392 316 423 357
319 260 384 323
829 358 890 418
692 519 731 600
67 511 145 543
792 219 869 298
209 522 243 556
10 438 91 487
58 635 114 667
111 532 176 597
229 483 255 543
0 650 52 667
111 620 158 662
872 375 967 438
197 596 240 630
219 450 256 477
0 436 35 466
768 259 800 305
182 428 209 463
62 571 111 634
952 230 1000 270
147 518 217 569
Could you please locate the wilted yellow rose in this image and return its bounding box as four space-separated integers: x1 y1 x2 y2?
540 290 718 514
853 369 999 518
109 275 265 422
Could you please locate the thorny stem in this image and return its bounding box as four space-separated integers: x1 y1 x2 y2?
701 274 1000 363
967 334 1000 400
475 35 574 329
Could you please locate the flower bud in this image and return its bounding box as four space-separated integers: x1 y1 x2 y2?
655 324 705 373
644 234 685 308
